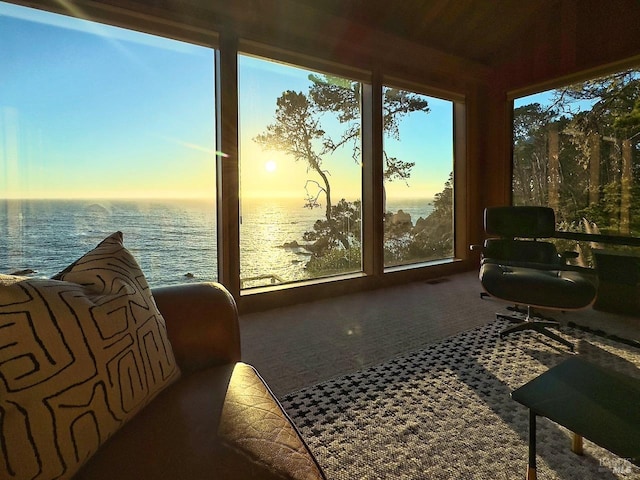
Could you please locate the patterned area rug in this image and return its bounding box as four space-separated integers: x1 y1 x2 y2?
281 320 640 479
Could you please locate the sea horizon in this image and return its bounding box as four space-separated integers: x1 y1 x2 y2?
1 196 435 288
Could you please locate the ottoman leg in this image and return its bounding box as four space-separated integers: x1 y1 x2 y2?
571 433 584 455
527 410 537 480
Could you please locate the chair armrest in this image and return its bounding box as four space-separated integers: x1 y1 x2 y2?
482 257 597 276
152 282 241 374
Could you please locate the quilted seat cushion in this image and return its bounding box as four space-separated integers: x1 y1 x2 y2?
480 261 598 309
75 362 326 480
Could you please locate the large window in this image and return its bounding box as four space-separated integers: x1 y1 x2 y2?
382 87 454 268
2 1 464 301
513 67 640 262
0 2 217 285
238 54 363 289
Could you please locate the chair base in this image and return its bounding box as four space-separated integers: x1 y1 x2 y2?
498 306 574 352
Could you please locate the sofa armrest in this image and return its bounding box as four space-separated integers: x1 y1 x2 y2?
152 282 241 373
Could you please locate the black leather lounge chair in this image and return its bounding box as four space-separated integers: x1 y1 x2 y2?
477 206 598 351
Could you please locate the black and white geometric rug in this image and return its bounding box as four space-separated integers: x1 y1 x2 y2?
281 320 640 479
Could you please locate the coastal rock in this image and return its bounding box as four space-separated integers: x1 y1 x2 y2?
10 268 36 276
391 210 412 226
414 217 428 233
282 240 300 248
304 237 329 254
184 272 194 279
299 243 315 253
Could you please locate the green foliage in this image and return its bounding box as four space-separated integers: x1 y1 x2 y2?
303 199 362 257
305 245 361 275
513 69 640 239
254 90 326 164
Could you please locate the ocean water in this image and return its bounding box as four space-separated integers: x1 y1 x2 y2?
0 197 433 288
0 199 217 286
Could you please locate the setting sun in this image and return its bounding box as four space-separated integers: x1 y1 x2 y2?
265 160 277 172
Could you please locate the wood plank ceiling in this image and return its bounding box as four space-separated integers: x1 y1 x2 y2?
291 0 561 67
21 0 639 74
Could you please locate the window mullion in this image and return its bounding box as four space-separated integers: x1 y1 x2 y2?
362 70 385 276
454 100 467 260
216 32 241 297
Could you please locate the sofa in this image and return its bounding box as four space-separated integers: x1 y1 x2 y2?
1 232 325 480
74 281 327 480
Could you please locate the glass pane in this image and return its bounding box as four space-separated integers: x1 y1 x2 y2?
383 87 454 267
238 55 363 289
513 68 640 262
0 2 217 286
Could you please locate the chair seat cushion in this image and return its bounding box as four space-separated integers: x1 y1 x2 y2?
75 362 325 480
480 261 598 309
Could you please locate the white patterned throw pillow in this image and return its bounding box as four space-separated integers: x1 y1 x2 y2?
0 232 180 480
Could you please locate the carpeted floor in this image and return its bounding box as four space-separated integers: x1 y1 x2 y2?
280 319 640 479
240 271 640 397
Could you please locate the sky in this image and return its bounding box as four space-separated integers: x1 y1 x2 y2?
514 86 599 113
238 54 454 200
1 1 454 201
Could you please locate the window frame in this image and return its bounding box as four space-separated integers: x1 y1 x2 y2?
377 75 468 274
235 42 370 293
381 76 467 273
